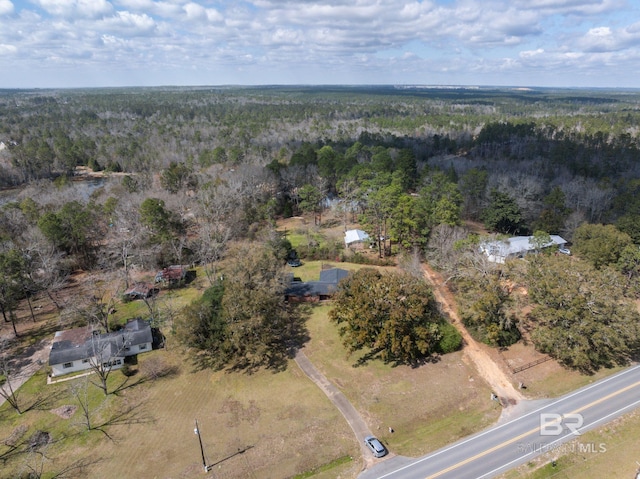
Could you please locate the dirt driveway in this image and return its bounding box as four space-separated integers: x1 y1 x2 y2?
422 264 523 405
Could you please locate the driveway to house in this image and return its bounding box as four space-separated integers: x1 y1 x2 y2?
0 338 51 407
295 349 390 470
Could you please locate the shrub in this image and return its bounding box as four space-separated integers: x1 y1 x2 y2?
436 322 462 354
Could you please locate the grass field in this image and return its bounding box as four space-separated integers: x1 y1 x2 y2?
0 266 504 479
303 304 502 458
8 249 629 479
0 347 359 479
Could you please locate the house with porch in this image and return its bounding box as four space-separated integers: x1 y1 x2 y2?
48 318 153 377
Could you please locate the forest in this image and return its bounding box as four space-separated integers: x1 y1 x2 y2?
2 85 640 373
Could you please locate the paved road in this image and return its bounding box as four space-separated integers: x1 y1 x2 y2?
359 364 640 479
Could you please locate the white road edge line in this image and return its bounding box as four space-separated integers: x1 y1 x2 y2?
476 397 640 479
374 363 640 479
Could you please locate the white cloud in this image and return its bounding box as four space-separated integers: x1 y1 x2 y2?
183 3 223 23
117 0 185 18
35 0 114 19
1 0 640 87
0 43 16 54
572 23 640 52
98 11 158 36
0 0 13 16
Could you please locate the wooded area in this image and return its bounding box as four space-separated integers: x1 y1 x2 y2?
2 85 640 372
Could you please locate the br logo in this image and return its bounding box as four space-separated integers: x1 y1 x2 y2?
539 413 583 436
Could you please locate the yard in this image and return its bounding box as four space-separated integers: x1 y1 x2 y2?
1 229 634 478
1 256 502 479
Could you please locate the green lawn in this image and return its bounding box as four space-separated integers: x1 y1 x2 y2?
302 304 501 457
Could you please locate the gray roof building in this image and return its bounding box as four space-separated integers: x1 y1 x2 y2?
285 267 350 301
49 318 154 369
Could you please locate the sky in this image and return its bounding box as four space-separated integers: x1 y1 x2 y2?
0 0 639 89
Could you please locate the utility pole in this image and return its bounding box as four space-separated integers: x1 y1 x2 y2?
194 419 209 473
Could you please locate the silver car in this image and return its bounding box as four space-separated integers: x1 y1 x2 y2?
364 436 387 458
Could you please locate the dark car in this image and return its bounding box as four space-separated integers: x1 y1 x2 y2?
287 258 302 267
364 436 387 458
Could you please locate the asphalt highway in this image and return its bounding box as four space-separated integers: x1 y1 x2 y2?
359 363 640 479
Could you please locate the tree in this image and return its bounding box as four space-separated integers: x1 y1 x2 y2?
37 201 100 268
316 145 339 187
460 273 520 347
22 228 69 312
103 201 144 289
529 230 552 253
617 244 640 293
174 281 228 370
394 149 417 190
526 255 639 372
70 375 153 440
160 162 196 193
329 268 453 364
298 183 323 225
417 170 463 229
572 223 633 269
358 172 401 257
0 340 23 414
220 243 301 371
0 249 25 336
177 243 305 372
482 189 524 234
459 168 488 219
139 198 180 244
86 331 130 396
535 186 570 234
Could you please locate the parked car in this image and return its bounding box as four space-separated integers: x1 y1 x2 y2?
364 436 387 458
287 258 302 267
558 247 571 255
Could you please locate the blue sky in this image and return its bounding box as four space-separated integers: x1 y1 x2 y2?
0 0 638 88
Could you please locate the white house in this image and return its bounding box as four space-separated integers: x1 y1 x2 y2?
48 318 154 377
344 229 370 247
480 235 568 264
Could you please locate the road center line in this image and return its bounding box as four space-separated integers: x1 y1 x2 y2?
423 380 640 479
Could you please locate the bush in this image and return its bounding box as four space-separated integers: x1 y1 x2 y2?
120 363 136 377
436 322 462 354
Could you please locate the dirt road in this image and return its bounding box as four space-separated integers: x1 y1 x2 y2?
422 264 523 404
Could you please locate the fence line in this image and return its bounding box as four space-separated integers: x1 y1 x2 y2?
512 356 551 373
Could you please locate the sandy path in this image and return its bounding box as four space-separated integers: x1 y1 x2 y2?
422 264 523 404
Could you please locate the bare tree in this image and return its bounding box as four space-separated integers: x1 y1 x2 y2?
105 201 144 289
70 375 154 441
0 340 23 414
86 332 129 396
22 227 69 312
70 272 122 334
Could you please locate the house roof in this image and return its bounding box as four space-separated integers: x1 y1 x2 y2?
49 319 153 366
285 268 349 298
344 229 370 245
155 265 187 282
480 235 567 259
124 282 155 296
319 268 349 283
49 326 94 366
